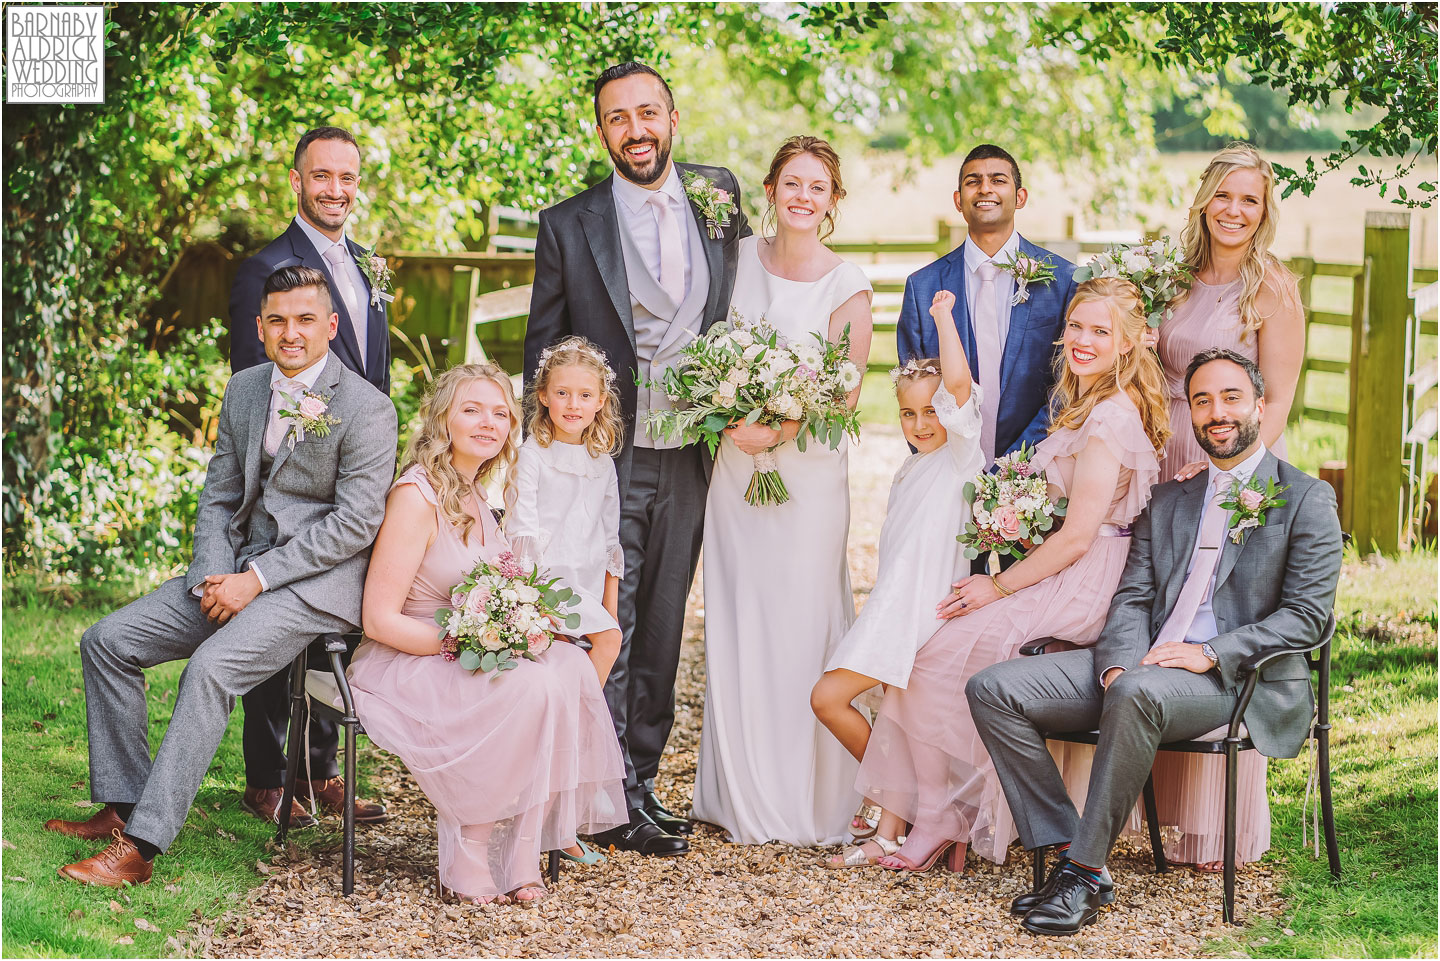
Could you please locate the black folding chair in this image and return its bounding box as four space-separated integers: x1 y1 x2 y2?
1023 616 1341 924
275 632 560 896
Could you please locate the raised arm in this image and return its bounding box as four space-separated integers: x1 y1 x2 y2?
928 289 974 408
361 483 444 655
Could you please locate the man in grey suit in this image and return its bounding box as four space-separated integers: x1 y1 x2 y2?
46 267 396 886
525 61 750 856
967 348 1342 934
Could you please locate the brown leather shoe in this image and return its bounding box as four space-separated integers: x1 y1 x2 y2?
299 777 389 824
59 830 153 887
45 804 126 841
242 786 318 829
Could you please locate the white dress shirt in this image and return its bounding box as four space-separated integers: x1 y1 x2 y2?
1184 443 1269 644
611 165 693 297
964 230 1020 351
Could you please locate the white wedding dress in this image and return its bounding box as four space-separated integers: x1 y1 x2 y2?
691 235 872 846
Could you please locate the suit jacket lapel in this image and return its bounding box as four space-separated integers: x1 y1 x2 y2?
1164 473 1210 614
1214 451 1281 591
677 163 725 331
268 356 343 482
345 236 383 374
579 179 637 357
242 368 271 513
941 244 977 369
999 236 1042 394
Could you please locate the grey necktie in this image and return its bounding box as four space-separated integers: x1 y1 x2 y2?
1153 473 1232 647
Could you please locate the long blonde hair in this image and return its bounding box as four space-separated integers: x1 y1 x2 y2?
524 335 625 457
1176 142 1299 337
1050 277 1172 454
400 362 520 543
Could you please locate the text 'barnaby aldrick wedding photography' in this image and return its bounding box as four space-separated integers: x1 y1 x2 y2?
6 5 104 104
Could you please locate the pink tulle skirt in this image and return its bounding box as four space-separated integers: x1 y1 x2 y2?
856 531 1134 864
348 638 626 898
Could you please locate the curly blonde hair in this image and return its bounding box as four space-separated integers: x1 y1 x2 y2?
1050 277 1172 454
524 335 625 457
1174 142 1300 338
400 362 520 544
762 134 847 241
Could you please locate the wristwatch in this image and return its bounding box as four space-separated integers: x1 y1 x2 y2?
1201 642 1219 669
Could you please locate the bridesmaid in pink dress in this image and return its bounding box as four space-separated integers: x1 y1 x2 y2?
1150 144 1306 870
349 363 626 904
857 277 1171 871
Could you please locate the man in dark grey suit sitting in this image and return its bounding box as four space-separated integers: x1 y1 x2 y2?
967 347 1342 935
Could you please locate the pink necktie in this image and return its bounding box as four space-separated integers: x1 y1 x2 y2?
1153 473 1231 647
265 378 308 456
322 244 366 371
648 192 685 304
973 260 1002 465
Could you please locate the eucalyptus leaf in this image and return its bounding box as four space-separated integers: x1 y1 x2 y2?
458 649 482 672
480 651 498 673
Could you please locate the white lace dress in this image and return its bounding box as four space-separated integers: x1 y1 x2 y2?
505 436 624 637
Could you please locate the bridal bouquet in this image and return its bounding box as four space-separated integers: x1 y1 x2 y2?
644 309 863 506
1073 237 1193 327
435 551 581 675
958 444 1067 561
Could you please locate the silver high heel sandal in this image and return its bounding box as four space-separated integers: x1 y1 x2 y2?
825 834 903 869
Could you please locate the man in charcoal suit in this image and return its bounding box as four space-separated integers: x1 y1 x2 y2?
48 267 396 885
525 61 751 856
228 126 392 826
967 348 1342 934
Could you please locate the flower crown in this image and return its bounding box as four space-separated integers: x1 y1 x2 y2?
534 339 617 390
889 358 941 384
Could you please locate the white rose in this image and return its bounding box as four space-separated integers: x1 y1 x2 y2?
742 343 765 362
974 507 991 526
1121 250 1148 275
714 382 737 406
787 399 804 419
727 367 750 387
499 587 518 604
515 583 540 604
731 329 754 348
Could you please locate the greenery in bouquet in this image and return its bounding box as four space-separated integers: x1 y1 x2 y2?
958 443 1067 561
1073 237 1193 327
435 551 581 675
643 310 863 505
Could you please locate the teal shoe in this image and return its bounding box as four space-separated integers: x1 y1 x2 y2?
557 840 607 865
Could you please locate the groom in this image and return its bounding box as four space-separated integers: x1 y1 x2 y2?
896 144 1077 466
967 348 1342 934
45 267 396 885
525 61 751 856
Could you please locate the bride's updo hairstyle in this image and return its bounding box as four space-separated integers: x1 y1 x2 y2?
401 362 520 543
762 135 846 241
1049 277 1172 454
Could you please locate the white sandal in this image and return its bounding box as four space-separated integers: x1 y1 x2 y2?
849 802 881 840
825 834 902 869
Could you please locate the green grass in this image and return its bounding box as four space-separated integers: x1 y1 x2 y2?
0 578 348 958
1206 549 1439 959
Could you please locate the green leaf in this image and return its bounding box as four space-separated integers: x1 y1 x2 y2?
458 649 482 672
480 651 498 673
565 613 581 630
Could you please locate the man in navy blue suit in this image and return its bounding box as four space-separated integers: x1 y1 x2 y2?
896 144 1077 466
227 125 391 829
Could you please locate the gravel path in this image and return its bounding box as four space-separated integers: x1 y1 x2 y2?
197 424 1281 958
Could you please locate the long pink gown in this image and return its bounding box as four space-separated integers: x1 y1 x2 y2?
348 466 626 898
1151 276 1282 866
855 391 1160 863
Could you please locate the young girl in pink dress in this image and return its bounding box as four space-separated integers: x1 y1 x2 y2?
348 363 625 905
856 277 1171 872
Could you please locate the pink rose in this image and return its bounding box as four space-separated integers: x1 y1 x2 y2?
464 589 489 615
528 631 552 655
1238 488 1265 511
298 395 328 419
993 505 1022 539
450 591 466 609
715 189 731 203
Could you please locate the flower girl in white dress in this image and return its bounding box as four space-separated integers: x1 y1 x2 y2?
812 289 984 867
507 336 626 692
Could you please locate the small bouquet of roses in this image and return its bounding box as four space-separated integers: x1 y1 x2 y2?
957 443 1067 561
644 309 863 506
1073 237 1193 327
434 551 581 675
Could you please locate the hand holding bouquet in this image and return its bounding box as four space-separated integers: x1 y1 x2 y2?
644 309 863 506
435 551 581 675
958 444 1067 561
1073 237 1193 328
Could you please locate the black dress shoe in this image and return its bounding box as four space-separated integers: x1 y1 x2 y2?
1010 859 1114 916
592 810 689 857
642 790 693 836
1021 868 1106 935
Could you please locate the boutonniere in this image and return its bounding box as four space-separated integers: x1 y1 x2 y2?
681 170 736 240
1220 475 1288 544
356 245 396 309
997 251 1058 306
277 389 341 448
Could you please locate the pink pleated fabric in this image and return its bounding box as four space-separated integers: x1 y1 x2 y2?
855 392 1161 864
348 466 626 898
1151 277 1285 865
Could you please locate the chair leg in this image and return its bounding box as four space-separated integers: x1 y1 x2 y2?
1317 726 1342 880
548 850 560 884
1033 845 1046 891
342 715 357 896
1223 742 1240 924
277 653 307 845
1142 774 1168 874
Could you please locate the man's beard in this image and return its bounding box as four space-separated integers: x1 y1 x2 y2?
608 134 672 186
301 189 349 231
1193 412 1262 460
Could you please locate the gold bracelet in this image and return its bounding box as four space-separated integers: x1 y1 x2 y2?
991 574 1015 597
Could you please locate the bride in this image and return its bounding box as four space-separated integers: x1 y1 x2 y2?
691 135 874 845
